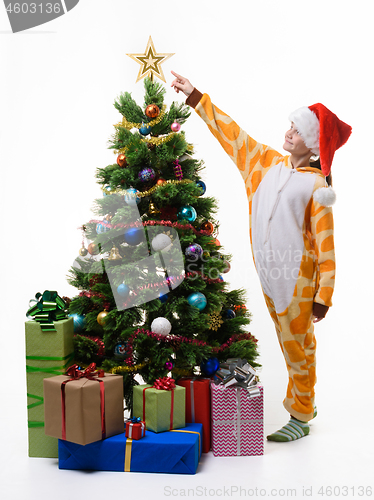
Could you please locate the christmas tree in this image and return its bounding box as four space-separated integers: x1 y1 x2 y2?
67 58 259 412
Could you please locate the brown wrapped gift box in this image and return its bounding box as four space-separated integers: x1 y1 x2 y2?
44 373 124 446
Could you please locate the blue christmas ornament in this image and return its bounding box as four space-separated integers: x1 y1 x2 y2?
138 167 155 182
124 227 144 246
196 180 206 195
114 342 129 359
159 293 169 304
117 283 130 298
177 205 197 222
103 185 113 197
226 309 236 319
124 187 141 206
185 244 203 259
139 124 152 136
187 292 207 311
69 313 86 333
96 223 109 234
200 357 220 376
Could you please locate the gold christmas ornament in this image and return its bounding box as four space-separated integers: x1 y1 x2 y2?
97 311 108 326
126 36 174 83
208 311 224 331
108 245 122 261
79 246 88 256
148 201 161 215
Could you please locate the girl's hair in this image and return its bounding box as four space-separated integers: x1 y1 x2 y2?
309 157 333 186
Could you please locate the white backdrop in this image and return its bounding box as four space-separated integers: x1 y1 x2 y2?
1 1 373 499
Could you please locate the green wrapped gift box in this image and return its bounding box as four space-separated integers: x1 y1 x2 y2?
133 384 185 433
25 317 74 457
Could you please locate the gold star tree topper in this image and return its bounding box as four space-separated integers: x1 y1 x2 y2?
127 36 174 83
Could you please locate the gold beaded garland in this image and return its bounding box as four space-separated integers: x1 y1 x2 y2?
110 361 148 374
115 105 166 130
101 178 193 197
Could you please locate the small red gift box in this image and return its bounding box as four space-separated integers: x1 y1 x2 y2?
177 377 211 453
125 419 146 440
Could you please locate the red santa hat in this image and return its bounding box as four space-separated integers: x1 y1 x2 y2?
288 103 352 176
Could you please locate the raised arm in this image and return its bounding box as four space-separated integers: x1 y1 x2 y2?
171 71 284 196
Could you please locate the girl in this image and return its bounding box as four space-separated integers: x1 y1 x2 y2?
171 71 351 442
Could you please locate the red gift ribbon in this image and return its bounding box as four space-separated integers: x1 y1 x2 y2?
143 377 175 430
61 363 106 441
153 376 175 390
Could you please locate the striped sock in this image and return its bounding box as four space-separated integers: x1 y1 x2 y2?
313 406 317 419
267 417 310 442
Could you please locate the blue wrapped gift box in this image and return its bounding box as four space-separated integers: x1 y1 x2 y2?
58 423 202 474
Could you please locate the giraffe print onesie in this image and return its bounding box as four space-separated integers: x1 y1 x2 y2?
187 90 335 422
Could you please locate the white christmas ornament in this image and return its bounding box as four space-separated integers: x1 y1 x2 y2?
151 317 172 336
151 233 173 252
313 186 336 207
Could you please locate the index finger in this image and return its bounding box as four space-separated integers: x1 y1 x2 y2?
171 70 185 82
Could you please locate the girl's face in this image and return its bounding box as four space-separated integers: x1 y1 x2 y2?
283 122 311 156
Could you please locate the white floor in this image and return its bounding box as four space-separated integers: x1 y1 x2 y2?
1 361 373 500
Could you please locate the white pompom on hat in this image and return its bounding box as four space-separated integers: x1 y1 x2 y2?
289 103 352 177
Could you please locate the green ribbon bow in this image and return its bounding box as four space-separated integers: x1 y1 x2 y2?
26 290 67 332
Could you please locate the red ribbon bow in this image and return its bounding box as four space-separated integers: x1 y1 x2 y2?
65 363 105 379
153 376 176 390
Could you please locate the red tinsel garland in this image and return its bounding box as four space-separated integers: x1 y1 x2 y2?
123 328 258 367
74 334 105 356
79 271 223 309
86 219 212 237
